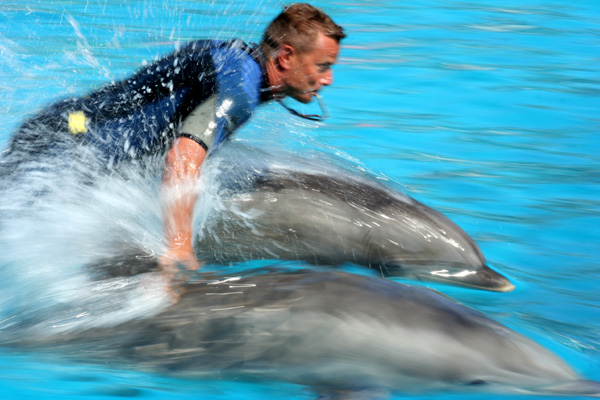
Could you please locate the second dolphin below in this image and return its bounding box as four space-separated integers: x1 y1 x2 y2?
8 267 598 398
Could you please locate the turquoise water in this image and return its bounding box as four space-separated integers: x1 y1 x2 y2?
0 0 599 399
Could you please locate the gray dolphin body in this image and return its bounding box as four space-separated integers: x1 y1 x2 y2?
9 268 598 398
0 134 512 291
195 146 513 292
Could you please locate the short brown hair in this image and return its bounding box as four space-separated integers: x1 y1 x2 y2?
261 3 345 59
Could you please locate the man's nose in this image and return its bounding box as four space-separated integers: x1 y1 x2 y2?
319 70 333 86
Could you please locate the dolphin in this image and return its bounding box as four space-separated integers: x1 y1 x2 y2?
0 133 512 291
7 267 598 398
194 144 514 292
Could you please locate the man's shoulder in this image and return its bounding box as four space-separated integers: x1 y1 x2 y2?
212 39 251 50
210 39 258 64
173 39 256 67
173 39 213 57
177 39 250 54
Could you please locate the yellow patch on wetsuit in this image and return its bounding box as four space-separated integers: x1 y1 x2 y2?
68 111 88 134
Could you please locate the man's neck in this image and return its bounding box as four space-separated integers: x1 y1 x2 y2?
263 58 286 101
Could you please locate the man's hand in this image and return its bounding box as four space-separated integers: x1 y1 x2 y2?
159 240 202 272
160 137 207 273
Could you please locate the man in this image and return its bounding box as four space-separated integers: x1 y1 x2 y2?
6 3 345 272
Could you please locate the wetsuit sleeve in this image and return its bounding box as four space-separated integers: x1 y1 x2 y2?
178 93 220 151
179 94 239 152
179 40 263 152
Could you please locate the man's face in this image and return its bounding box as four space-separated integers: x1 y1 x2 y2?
282 32 340 104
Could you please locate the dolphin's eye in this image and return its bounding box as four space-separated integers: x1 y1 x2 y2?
467 379 487 386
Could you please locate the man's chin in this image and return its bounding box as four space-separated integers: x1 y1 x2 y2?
292 91 316 104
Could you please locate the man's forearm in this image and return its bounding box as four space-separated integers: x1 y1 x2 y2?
161 137 207 268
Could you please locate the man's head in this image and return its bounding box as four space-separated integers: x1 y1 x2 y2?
261 3 345 104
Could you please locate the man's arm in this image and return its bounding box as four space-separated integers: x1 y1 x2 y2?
160 137 207 271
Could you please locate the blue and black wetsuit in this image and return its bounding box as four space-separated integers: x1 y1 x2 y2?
8 39 271 167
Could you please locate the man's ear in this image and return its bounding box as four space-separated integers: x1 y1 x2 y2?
276 44 295 70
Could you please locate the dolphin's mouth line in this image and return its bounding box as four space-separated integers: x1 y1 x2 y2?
430 269 478 278
380 261 515 292
413 271 516 293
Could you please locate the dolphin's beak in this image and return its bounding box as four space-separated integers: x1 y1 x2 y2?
425 264 515 292
377 262 515 292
